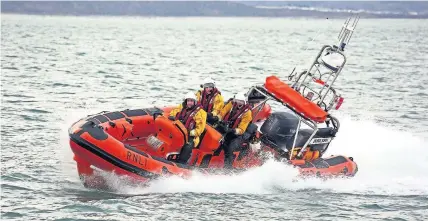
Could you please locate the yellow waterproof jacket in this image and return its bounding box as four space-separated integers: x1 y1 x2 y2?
169 103 183 118
218 101 253 135
196 90 224 116
169 104 207 147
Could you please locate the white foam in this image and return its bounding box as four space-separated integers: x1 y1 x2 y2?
135 115 428 196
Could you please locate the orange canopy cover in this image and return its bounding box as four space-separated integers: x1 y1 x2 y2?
264 76 328 123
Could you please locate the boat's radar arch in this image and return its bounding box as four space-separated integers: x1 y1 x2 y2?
243 16 359 160
287 16 360 113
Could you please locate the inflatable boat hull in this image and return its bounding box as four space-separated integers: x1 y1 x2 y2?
68 106 357 187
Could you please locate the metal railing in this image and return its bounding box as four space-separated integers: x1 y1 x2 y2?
245 16 359 160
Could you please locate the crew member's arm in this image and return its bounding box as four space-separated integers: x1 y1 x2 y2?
235 110 253 135
196 90 202 102
190 109 207 137
218 101 232 121
212 94 225 116
169 104 183 117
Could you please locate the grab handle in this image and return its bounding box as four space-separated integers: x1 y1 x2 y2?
153 112 162 120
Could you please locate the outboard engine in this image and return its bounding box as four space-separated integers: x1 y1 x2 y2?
260 112 300 155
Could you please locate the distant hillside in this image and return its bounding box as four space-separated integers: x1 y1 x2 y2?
1 1 427 18
241 1 428 16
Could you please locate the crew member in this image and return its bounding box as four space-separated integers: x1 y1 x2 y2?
169 92 207 164
217 91 253 168
196 77 224 124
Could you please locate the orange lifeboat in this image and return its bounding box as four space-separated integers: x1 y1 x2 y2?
69 105 357 188
69 17 363 187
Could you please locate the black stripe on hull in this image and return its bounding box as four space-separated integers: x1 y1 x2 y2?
70 134 159 179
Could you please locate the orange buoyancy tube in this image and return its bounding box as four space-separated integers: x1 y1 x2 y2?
252 103 271 122
152 116 188 157
104 119 134 141
70 118 193 180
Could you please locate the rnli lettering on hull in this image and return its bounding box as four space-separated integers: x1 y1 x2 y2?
126 151 146 166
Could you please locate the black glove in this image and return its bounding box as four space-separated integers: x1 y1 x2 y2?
207 112 213 118
168 116 175 121
217 121 228 133
225 127 234 134
212 116 219 123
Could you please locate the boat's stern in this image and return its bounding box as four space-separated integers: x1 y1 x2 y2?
290 155 358 178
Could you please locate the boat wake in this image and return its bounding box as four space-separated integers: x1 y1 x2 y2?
60 109 428 196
